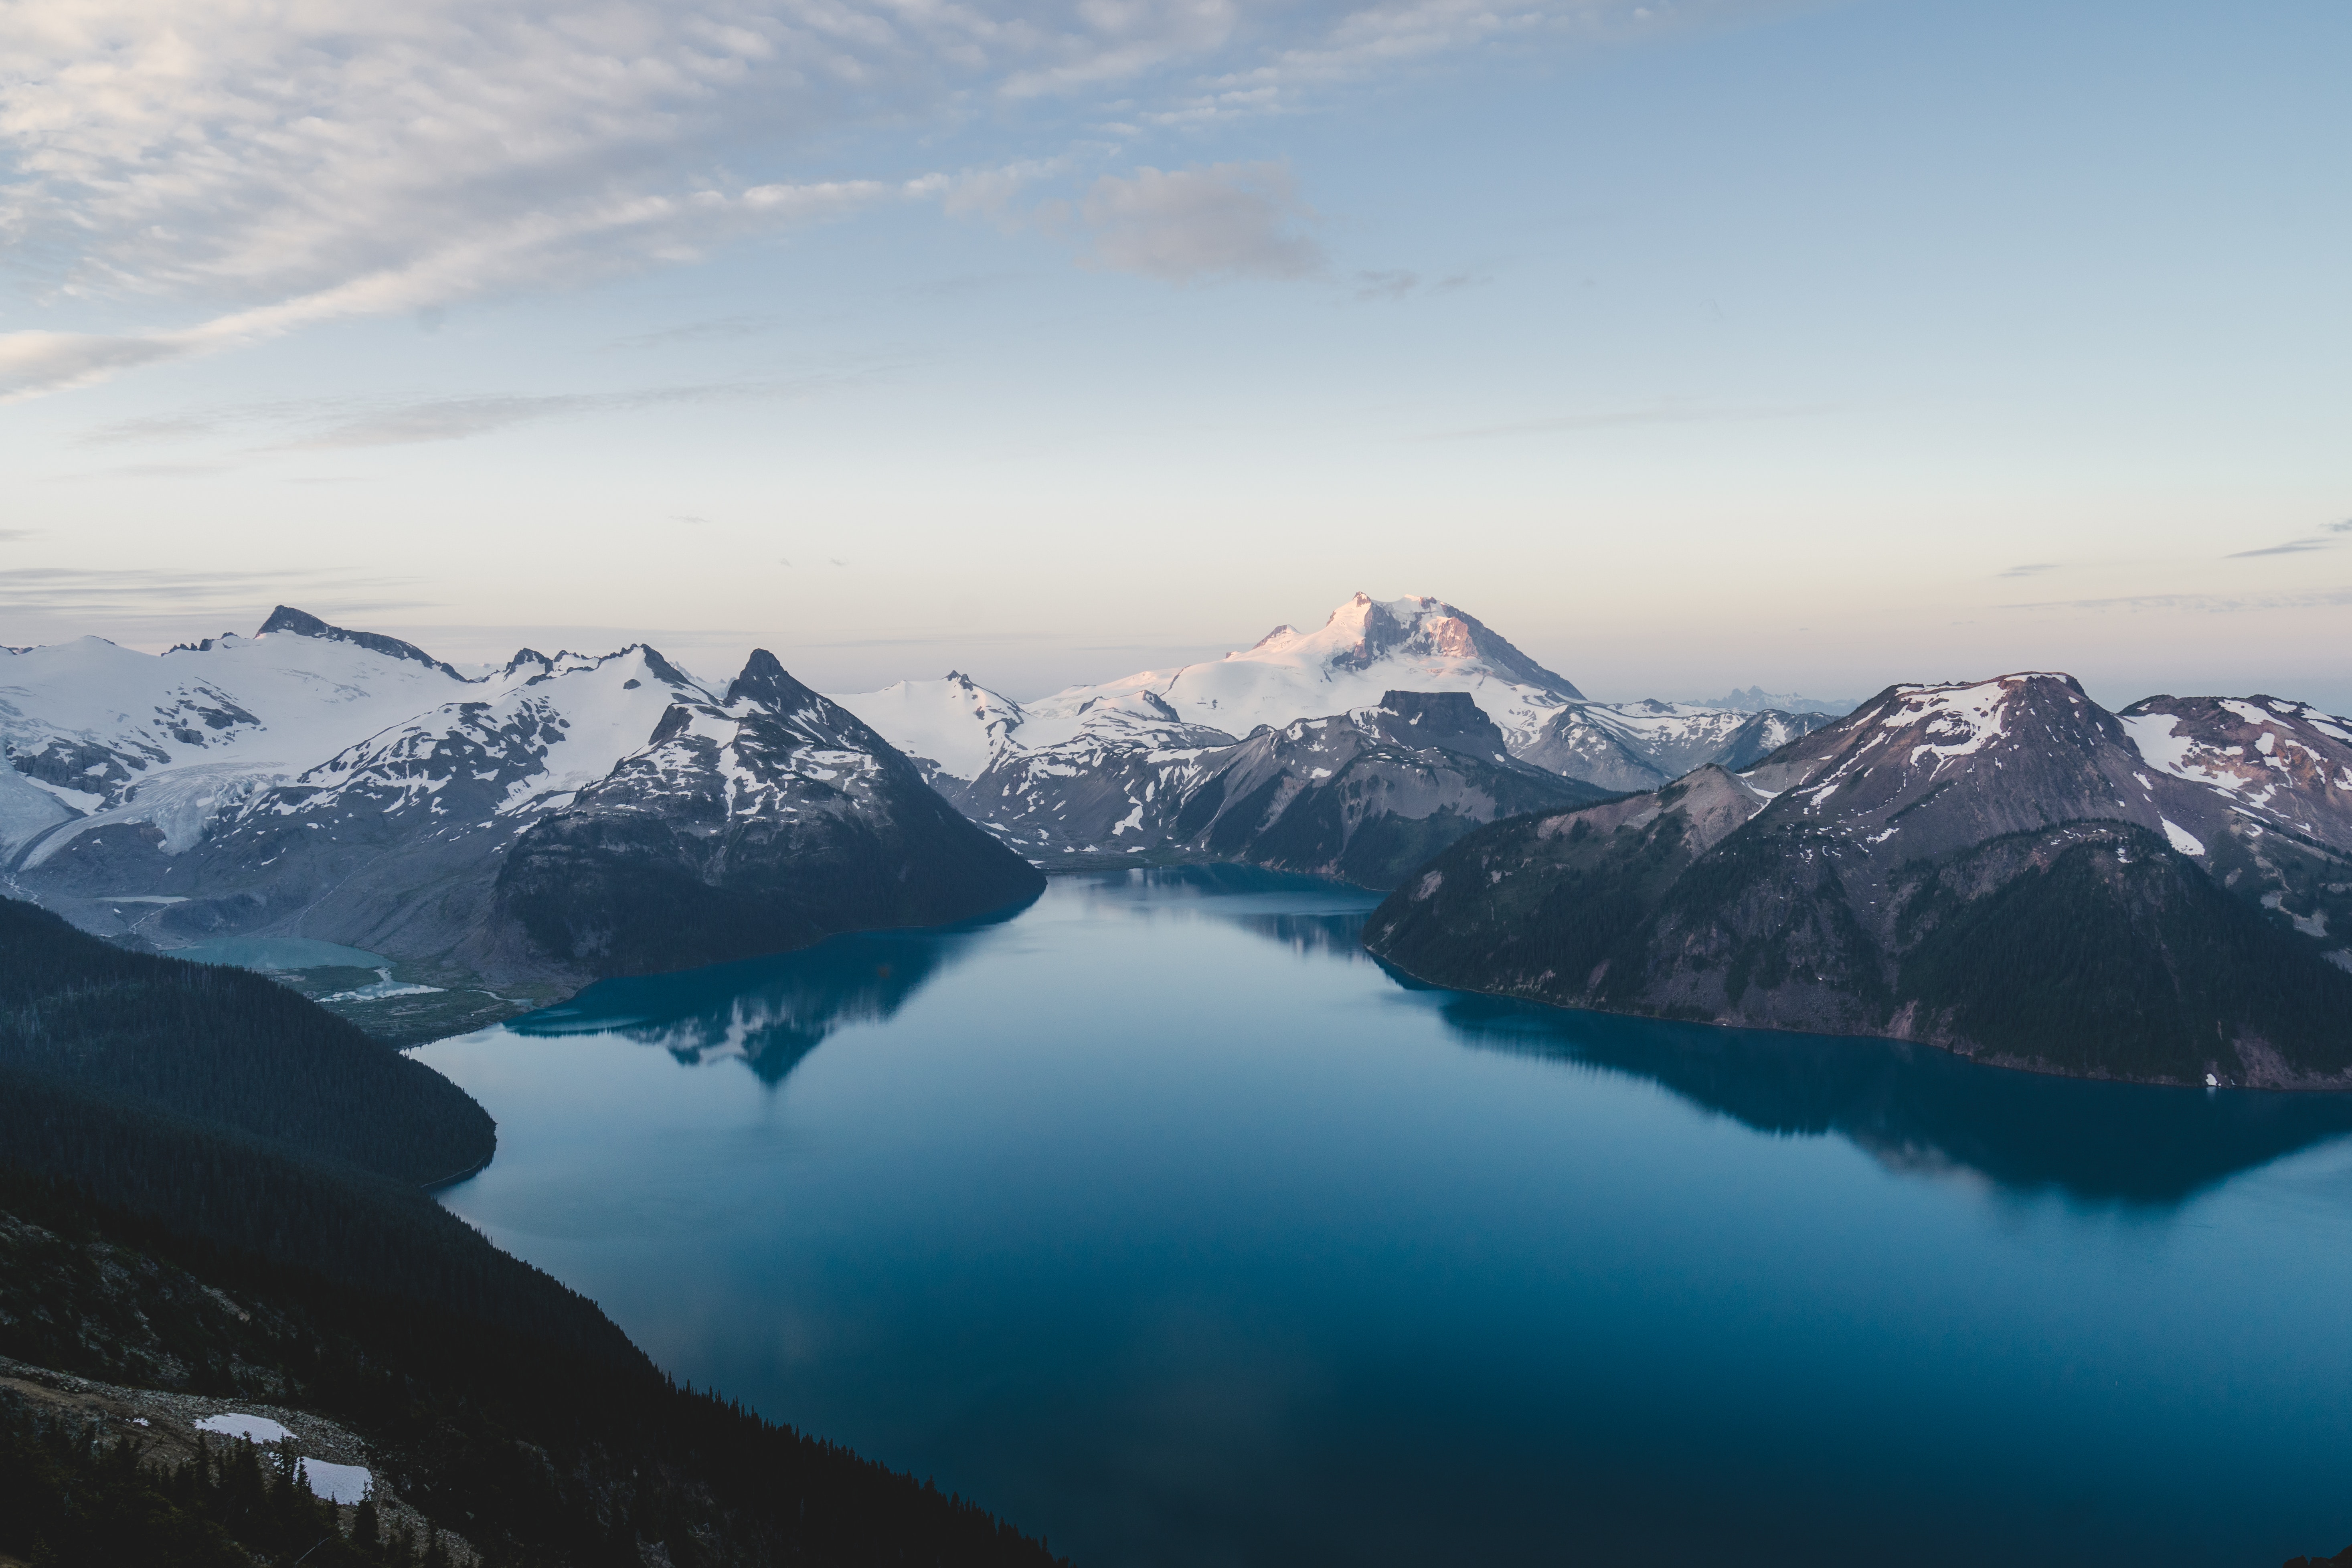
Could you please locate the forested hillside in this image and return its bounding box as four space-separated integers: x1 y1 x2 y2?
0 1170 1067 1566
0 897 492 1186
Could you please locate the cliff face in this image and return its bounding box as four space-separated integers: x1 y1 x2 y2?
1366 676 2352 1088
489 651 1044 981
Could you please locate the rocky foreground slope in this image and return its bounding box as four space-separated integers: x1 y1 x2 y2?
1366 674 2352 1088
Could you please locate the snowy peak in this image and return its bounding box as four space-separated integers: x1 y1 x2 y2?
828 672 1028 787
256 605 466 681
1741 672 2171 859
1231 593 1582 696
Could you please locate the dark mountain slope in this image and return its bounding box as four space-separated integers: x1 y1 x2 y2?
0 896 490 1186
491 651 1045 979
0 1063 636 1365
1164 691 1614 888
0 1169 1067 1567
1368 674 2352 1086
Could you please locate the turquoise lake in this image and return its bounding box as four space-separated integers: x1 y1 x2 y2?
416 868 2352 1566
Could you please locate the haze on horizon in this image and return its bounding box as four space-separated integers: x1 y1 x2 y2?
1 0 2345 712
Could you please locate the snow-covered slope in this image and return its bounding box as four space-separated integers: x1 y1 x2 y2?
487 651 1043 980
0 622 476 864
827 671 1025 789
1051 593 1585 751
830 593 1825 799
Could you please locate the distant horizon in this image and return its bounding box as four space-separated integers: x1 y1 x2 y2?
10 593 2339 720
4 2 2344 719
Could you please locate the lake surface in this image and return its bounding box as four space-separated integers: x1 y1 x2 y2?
418 868 2352 1567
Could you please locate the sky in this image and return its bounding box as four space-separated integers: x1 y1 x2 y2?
1 0 2346 710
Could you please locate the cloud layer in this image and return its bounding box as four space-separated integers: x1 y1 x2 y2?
0 0 1743 394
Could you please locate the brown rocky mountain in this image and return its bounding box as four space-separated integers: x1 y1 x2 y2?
1366 673 2352 1088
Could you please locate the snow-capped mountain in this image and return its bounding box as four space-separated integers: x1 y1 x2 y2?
4 609 1036 987
954 688 1608 884
488 651 1042 981
1518 702 1824 793
0 610 490 870
1369 671 2352 1088
832 592 1832 805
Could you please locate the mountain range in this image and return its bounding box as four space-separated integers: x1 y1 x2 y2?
834 593 1833 851
1 608 1039 992
0 594 1824 993
1365 674 2352 1087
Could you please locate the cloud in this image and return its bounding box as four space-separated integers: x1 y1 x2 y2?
0 565 427 618
1353 268 1481 300
0 529 37 542
2000 587 2352 614
0 180 900 401
1998 562 2060 578
605 316 782 350
75 374 878 453
1062 162 1325 281
1418 401 1835 440
0 0 1765 395
2226 538 2332 558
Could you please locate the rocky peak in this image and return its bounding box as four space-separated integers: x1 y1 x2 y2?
256 605 465 680
725 649 823 714
1359 690 1511 760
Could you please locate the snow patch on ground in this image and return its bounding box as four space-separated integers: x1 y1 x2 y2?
2160 819 2205 856
300 1459 373 1503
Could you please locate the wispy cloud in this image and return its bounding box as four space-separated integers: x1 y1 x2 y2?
1354 268 1483 301
605 316 782 350
2000 587 2352 614
71 374 882 455
0 566 428 618
0 0 1755 396
0 181 901 401
2227 538 2333 558
1417 401 1836 441
1057 162 1326 282
1998 562 2061 578
2222 517 2352 557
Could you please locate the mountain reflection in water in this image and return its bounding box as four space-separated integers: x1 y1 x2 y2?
426 866 2352 1568
510 903 1026 1082
516 868 2352 1204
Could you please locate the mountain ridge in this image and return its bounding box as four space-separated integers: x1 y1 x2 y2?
1365 670 2352 1087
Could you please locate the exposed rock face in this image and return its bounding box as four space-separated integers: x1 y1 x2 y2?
1157 692 1611 888
488 651 1044 980
950 688 1610 886
1366 674 2352 1087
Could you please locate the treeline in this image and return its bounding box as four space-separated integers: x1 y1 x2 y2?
0 1062 636 1365
0 897 492 1186
1 1399 442 1568
0 1169 1068 1567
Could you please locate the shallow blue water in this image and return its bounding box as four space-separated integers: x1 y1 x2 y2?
418 868 2352 1567
169 935 387 970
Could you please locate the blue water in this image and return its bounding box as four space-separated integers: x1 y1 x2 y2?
417 868 2352 1567
168 936 387 971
